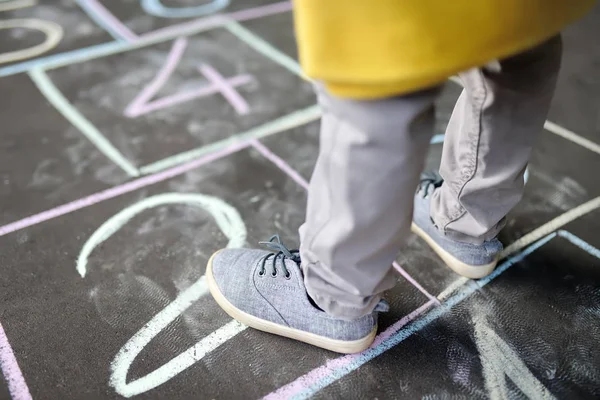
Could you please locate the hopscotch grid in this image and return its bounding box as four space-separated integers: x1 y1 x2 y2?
21 11 313 177
28 67 141 177
0 106 320 238
0 3 598 398
264 227 600 399
0 1 292 77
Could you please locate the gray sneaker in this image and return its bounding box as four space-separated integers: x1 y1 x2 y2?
411 171 503 279
206 235 388 354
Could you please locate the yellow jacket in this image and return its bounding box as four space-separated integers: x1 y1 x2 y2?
292 0 595 98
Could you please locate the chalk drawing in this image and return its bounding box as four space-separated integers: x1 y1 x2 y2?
265 233 557 399
264 226 600 399
263 300 437 400
392 262 441 305
437 277 469 301
250 139 309 190
75 0 137 42
0 0 35 12
76 192 248 396
28 67 141 177
557 230 600 259
110 280 246 397
142 0 230 18
139 105 320 174
0 1 292 77
544 120 600 156
0 106 319 238
501 196 600 258
225 21 303 77
0 19 63 64
474 316 556 399
124 37 252 118
77 192 246 277
0 322 32 400
198 64 251 115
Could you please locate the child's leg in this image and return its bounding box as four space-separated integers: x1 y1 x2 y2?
300 84 442 319
431 35 563 244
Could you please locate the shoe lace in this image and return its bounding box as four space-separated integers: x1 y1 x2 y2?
417 171 444 198
258 235 301 279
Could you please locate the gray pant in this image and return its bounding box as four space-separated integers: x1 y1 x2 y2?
300 36 563 319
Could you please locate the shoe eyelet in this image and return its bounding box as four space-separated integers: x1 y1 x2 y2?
271 270 277 277
284 273 291 280
258 270 265 277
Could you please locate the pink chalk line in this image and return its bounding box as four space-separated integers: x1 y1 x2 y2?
124 37 189 117
250 140 309 190
198 64 251 115
0 141 249 238
84 0 138 41
124 37 253 118
393 262 441 305
262 299 436 400
0 322 32 400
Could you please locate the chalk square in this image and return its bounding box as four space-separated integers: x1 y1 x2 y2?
0 74 133 227
44 25 315 174
0 146 397 399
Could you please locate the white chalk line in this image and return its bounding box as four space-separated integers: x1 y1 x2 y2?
543 120 600 156
224 21 304 78
434 195 600 303
0 18 63 64
139 105 321 174
76 192 248 397
474 316 556 400
110 277 246 398
28 67 140 177
77 192 246 277
0 0 36 12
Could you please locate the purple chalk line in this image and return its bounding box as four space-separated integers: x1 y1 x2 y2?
262 299 436 400
133 75 252 117
199 64 251 115
124 37 188 117
0 322 32 400
393 262 441 305
250 140 309 190
124 38 253 118
85 0 138 41
0 141 249 238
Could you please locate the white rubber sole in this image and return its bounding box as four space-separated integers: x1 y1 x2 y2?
411 222 497 279
206 251 377 354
